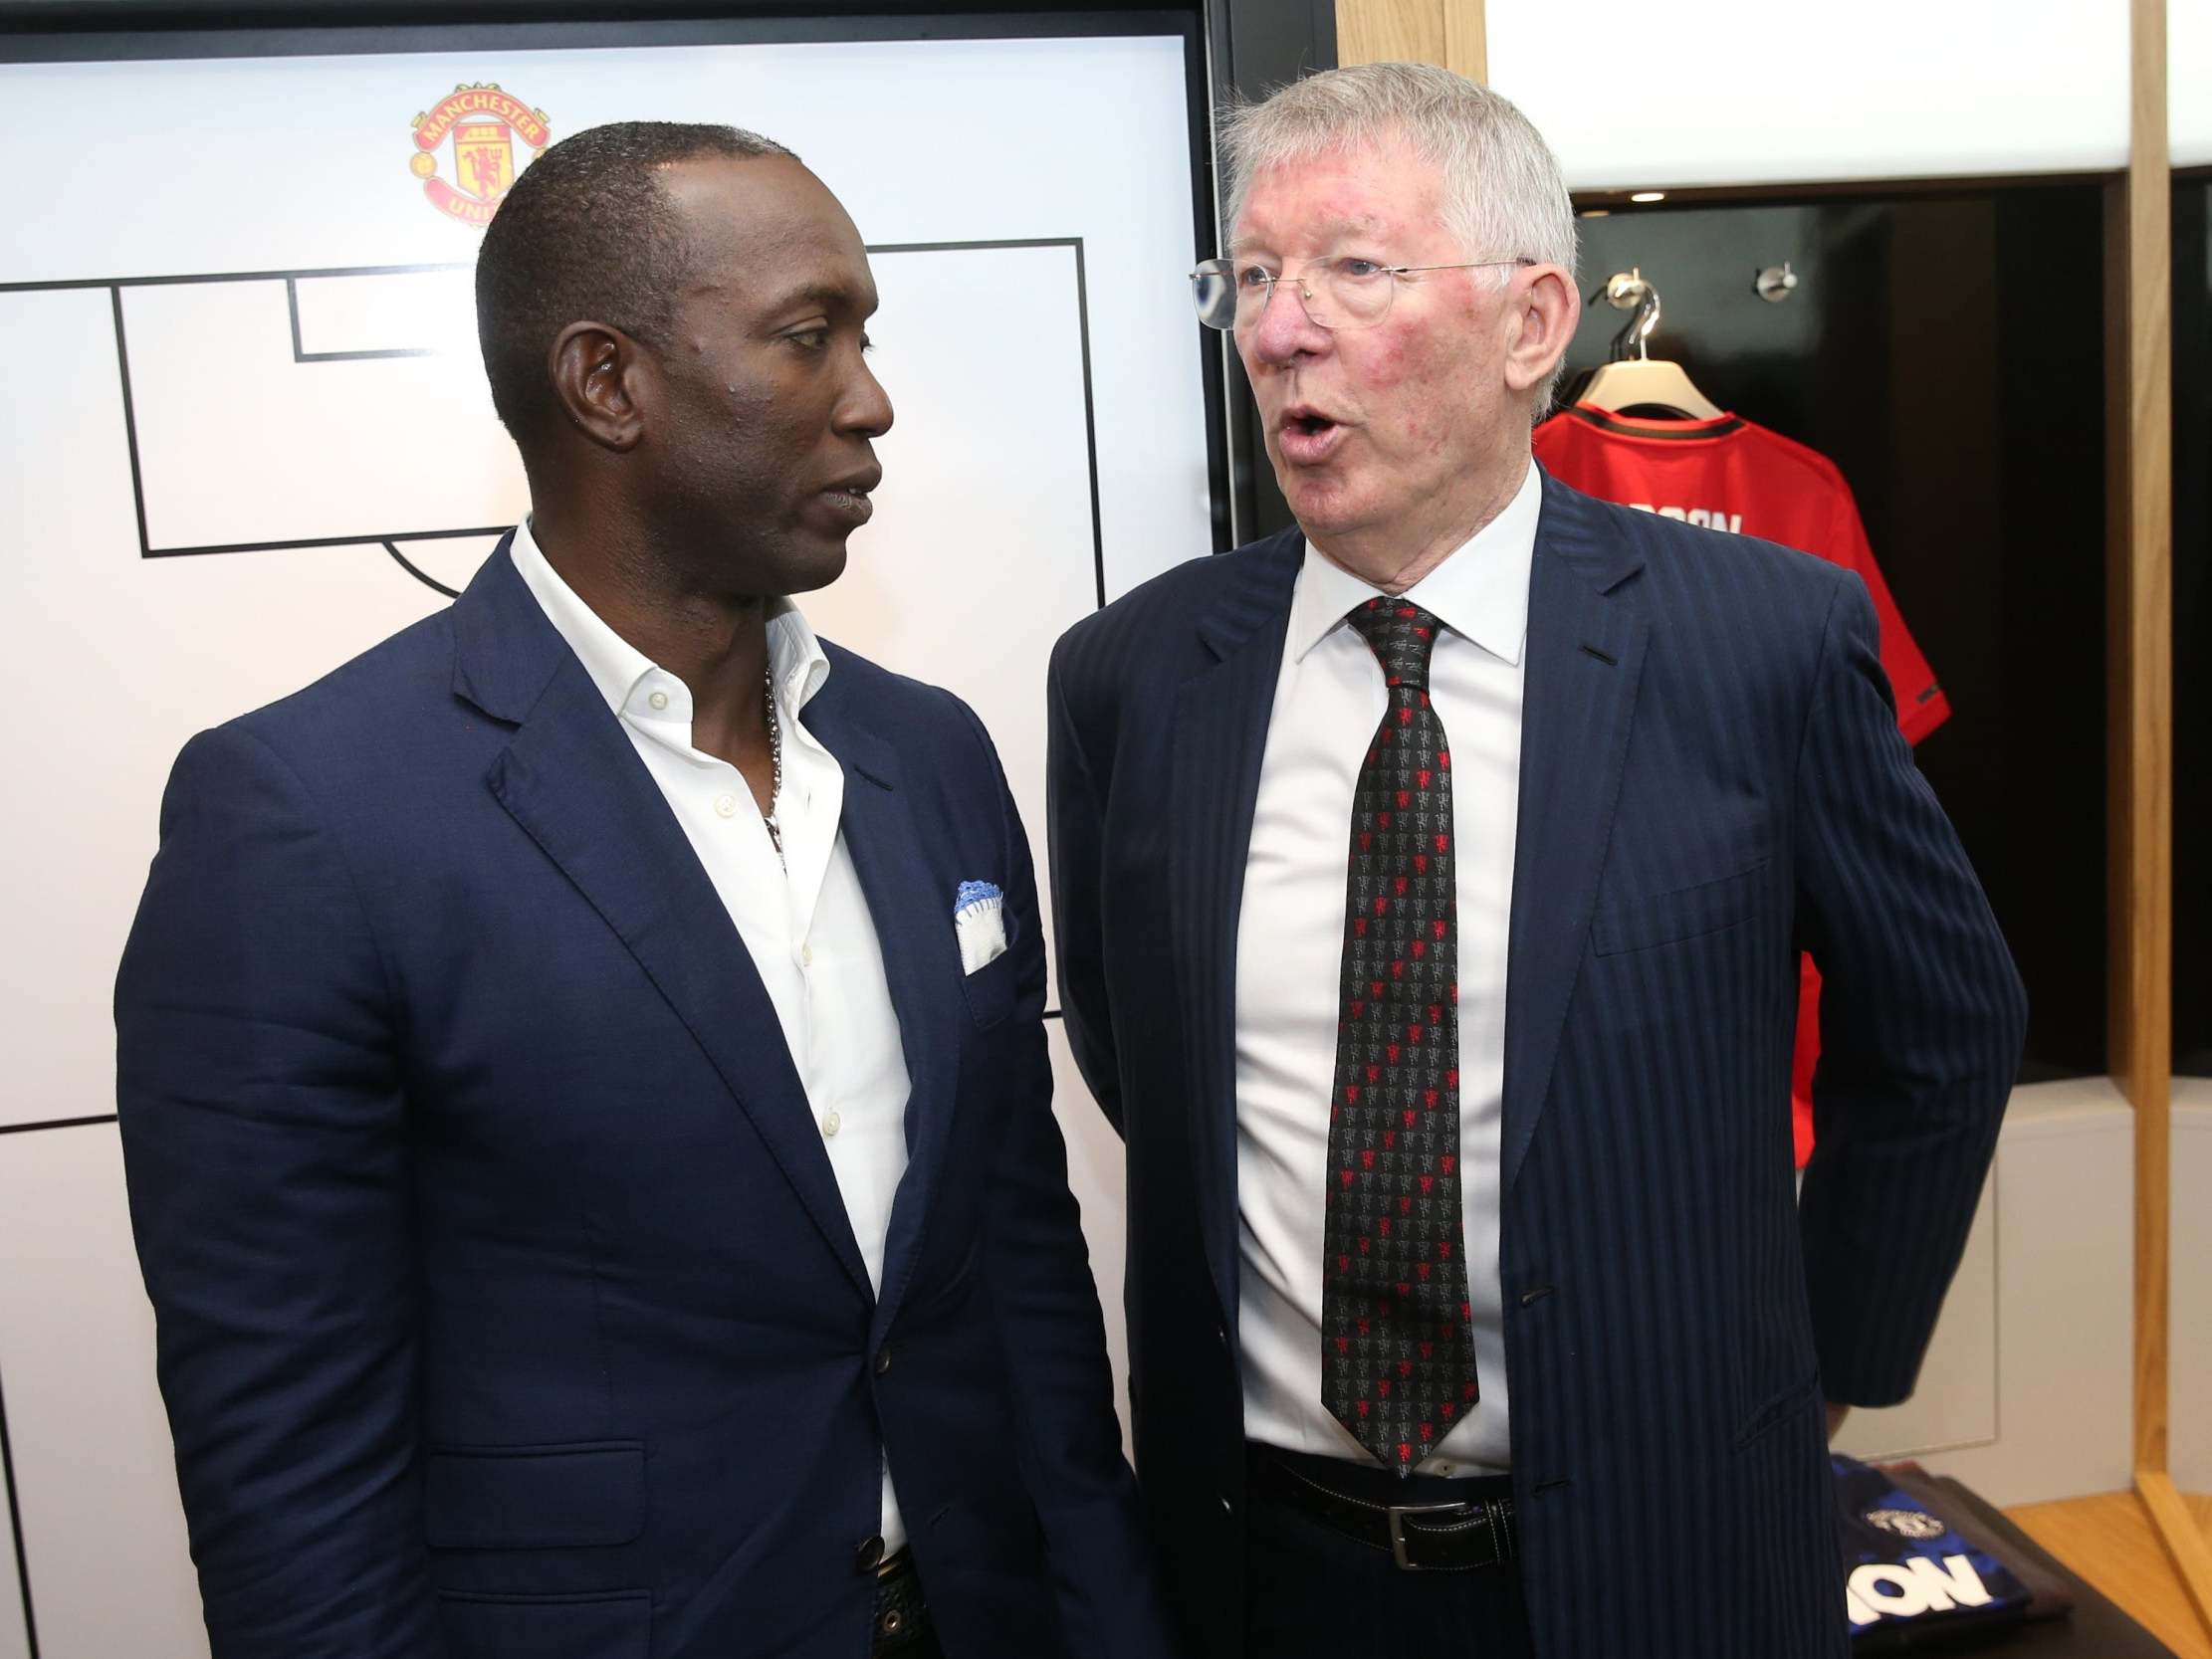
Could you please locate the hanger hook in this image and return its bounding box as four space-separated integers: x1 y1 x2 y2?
1603 268 1661 362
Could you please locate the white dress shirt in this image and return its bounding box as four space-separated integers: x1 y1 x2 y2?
510 520 914 1550
1235 458 1541 1477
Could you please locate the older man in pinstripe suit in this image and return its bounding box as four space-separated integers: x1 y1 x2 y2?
1045 65 2025 1659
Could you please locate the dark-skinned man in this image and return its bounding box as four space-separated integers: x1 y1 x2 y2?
116 121 1172 1659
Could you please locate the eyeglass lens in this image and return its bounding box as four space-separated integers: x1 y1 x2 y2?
1190 258 1399 332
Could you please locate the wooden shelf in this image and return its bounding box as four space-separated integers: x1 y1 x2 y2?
2008 1490 2212 1659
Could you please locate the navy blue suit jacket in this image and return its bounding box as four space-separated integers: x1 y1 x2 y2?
116 541 1171 1659
1046 473 2026 1659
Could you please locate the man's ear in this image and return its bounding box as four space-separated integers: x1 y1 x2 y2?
548 320 651 452
1501 264 1580 401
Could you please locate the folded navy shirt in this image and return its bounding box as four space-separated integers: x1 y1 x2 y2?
1834 1455 2033 1648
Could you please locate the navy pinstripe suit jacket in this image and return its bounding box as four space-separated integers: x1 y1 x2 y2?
1045 471 2026 1659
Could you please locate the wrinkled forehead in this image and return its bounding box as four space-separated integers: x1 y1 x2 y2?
1228 138 1445 256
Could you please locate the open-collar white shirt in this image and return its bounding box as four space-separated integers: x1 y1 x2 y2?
510 518 913 1550
1234 458 1541 1477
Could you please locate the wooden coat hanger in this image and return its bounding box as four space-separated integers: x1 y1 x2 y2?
1574 269 1724 420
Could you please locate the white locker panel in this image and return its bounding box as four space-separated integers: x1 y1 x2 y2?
1832 1176 1999 1463
1486 1 2129 191
1914 1081 2138 1507
2170 1084 2212 1492
2175 0 2212 166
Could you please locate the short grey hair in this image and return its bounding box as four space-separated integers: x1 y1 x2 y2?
1219 63 1578 406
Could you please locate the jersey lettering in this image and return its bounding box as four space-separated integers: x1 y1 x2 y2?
1625 503 1742 533
1845 1555 1997 1625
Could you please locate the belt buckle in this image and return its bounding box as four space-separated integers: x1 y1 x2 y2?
1386 1499 1474 1571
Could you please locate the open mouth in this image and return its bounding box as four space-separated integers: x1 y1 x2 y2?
1277 407 1347 463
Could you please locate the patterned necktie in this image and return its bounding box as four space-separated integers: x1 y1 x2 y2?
1321 597 1476 1474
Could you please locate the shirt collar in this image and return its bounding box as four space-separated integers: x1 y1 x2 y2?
507 516 832 719
1285 456 1542 669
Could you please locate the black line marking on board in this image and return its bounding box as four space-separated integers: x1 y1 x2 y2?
0 1115 118 1137
144 525 514 560
868 238 1075 257
0 1359 40 1659
109 287 150 560
868 237 1106 607
383 541 462 599
288 273 435 363
1068 239 1107 611
300 346 437 363
0 261 473 295
0 9 1202 69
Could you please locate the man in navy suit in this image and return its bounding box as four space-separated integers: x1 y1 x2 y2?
116 121 1170 1659
1047 65 2025 1658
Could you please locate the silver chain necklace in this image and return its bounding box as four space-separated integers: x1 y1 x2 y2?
761 663 784 866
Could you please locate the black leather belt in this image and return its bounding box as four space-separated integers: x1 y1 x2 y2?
872 1549 935 1655
1248 1444 1518 1573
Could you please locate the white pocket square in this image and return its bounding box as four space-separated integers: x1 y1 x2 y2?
953 881 1007 975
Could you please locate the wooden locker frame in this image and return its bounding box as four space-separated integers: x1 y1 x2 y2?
2112 0 2212 1633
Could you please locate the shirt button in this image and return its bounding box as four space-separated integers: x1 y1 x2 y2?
647 690 669 711
714 793 738 818
800 944 814 968
854 1535 886 1574
821 1110 841 1138
1436 1461 1454 1476
875 1348 893 1375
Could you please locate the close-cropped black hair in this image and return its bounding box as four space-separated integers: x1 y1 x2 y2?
475 119 797 447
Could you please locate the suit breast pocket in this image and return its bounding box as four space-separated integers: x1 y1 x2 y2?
957 933 1020 1029
1592 862 1767 957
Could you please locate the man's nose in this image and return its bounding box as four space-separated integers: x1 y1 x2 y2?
1242 276 1332 367
839 354 894 439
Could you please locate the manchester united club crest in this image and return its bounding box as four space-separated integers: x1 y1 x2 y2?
1864 1508 1949 1541
407 83 551 227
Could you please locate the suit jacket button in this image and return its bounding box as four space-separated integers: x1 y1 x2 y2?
855 1535 886 1574
875 1348 893 1375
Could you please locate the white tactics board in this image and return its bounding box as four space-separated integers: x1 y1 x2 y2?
0 32 1212 1656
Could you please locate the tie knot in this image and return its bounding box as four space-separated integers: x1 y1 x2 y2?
1346 597 1442 688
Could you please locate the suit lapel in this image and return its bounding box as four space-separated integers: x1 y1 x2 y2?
1170 530 1304 1330
1501 477 1649 1194
455 546 874 1299
797 674 963 1346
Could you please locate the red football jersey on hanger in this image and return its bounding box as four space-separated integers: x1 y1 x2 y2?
1534 404 1951 1166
